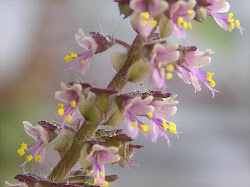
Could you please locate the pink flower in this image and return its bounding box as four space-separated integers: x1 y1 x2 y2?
169 0 196 40
86 144 120 186
130 0 168 15
206 0 243 34
17 121 57 167
123 95 154 139
150 43 180 89
55 82 83 128
148 96 179 145
175 49 218 97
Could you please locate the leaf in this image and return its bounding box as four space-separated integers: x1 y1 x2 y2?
127 59 152 83
159 16 172 38
110 52 127 72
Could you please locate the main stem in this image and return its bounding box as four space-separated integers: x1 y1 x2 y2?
48 34 143 182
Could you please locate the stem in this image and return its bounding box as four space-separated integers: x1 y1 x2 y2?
48 121 99 182
108 35 143 91
115 38 131 49
48 34 143 182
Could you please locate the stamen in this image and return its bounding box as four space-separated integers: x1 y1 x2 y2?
81 60 85 66
158 62 162 69
66 115 72 122
147 112 153 119
68 51 78 58
187 10 194 15
64 55 72 62
209 80 216 88
93 178 98 185
235 20 240 26
102 181 109 187
166 64 174 71
168 122 177 134
183 21 188 29
17 148 25 156
228 12 234 19
58 103 64 109
70 100 76 108
166 72 173 80
21 143 28 150
187 22 192 29
206 72 214 81
140 124 150 133
57 108 64 116
150 20 158 28
229 23 235 30
162 120 168 130
131 121 138 126
26 155 33 162
140 12 150 19
99 171 105 179
141 19 148 26
177 16 184 24
160 68 165 75
35 155 42 162
88 170 94 175
117 156 121 162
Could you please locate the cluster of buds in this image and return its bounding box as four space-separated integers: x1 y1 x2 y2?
7 0 243 187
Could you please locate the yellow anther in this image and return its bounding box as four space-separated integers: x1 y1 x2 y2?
228 12 234 19
235 20 240 26
131 121 138 126
162 120 168 130
147 112 153 119
160 68 165 75
93 178 98 185
141 19 148 26
187 22 192 29
168 122 177 134
206 72 214 81
140 124 150 133
117 156 121 162
21 143 28 150
229 23 235 30
158 62 162 69
81 60 85 66
209 80 216 88
177 16 184 24
166 64 174 71
140 12 150 19
68 51 78 58
183 21 188 29
100 171 105 179
150 20 158 28
17 148 25 156
35 155 42 162
88 170 94 176
66 181 70 185
57 108 64 116
26 155 33 162
66 115 72 122
187 10 194 15
58 103 64 109
70 100 76 108
166 72 173 80
64 55 72 62
101 181 109 187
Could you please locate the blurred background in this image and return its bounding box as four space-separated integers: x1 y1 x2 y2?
0 0 249 186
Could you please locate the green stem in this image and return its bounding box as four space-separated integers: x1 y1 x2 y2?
48 34 143 182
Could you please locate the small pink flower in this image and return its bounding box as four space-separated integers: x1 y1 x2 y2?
55 82 83 128
130 0 168 15
206 0 243 34
86 144 120 186
169 0 196 40
150 43 180 89
18 121 57 168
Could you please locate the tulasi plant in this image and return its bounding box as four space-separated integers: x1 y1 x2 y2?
6 0 243 186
